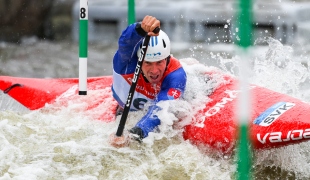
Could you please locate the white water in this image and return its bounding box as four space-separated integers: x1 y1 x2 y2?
1 38 310 179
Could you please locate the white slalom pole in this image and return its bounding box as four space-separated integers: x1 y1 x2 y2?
79 0 88 95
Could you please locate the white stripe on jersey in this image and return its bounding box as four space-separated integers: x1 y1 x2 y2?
112 70 152 110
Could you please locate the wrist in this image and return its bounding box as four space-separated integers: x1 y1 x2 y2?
135 22 147 37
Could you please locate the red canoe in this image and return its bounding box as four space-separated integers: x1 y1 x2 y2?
1 73 310 155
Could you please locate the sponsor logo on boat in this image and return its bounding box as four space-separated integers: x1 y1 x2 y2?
257 129 310 144
195 89 238 127
205 90 238 117
253 102 295 126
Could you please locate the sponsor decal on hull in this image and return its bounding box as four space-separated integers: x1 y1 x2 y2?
257 129 310 144
254 102 295 126
195 89 238 127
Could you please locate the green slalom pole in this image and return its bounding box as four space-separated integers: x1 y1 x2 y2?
236 0 253 179
128 0 135 25
79 0 88 95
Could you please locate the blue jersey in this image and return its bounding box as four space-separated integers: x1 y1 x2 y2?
112 23 187 138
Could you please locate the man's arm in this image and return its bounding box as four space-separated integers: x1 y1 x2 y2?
113 23 147 74
134 67 187 138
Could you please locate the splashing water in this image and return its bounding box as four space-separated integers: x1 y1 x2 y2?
217 38 310 179
1 38 310 179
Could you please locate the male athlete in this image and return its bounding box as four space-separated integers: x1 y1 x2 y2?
110 15 186 147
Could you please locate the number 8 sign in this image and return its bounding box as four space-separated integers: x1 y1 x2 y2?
80 0 88 20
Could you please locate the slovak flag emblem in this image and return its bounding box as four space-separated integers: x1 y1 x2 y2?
167 88 181 100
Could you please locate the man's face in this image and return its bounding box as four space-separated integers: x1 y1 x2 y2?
141 59 167 84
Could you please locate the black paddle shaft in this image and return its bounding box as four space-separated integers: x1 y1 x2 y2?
116 27 160 137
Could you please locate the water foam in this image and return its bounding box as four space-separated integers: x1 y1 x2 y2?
1 38 310 179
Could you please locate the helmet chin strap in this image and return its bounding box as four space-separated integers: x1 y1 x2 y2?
164 55 171 72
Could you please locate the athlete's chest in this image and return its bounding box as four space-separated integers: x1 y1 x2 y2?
135 80 161 99
123 73 162 99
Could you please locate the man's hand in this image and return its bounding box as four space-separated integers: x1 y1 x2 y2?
109 133 129 148
141 15 160 36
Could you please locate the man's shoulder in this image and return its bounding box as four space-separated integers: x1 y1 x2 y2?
166 56 184 73
170 56 180 63
162 56 186 84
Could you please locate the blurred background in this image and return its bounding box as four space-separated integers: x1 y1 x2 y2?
0 0 310 78
0 0 73 42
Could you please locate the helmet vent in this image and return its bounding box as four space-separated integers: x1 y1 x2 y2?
162 40 166 48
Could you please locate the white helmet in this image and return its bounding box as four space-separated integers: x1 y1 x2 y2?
137 30 170 62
